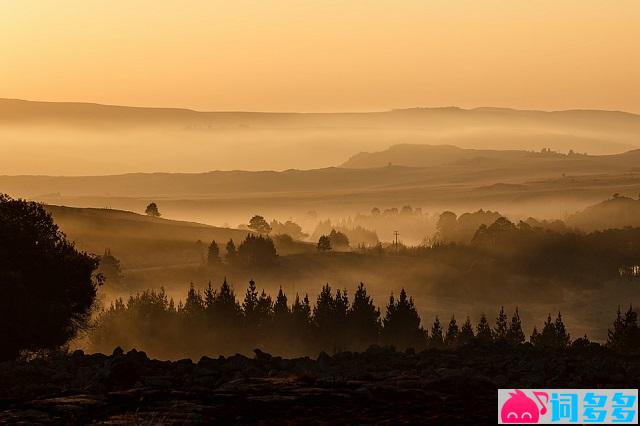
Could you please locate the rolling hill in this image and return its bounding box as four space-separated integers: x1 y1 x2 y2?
2 98 640 174
45 205 248 269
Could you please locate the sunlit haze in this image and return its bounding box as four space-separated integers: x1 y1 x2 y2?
2 0 639 112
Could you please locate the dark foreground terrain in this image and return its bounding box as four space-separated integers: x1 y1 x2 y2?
1 345 638 425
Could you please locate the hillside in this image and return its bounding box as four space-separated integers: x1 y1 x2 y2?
567 195 640 231
2 145 640 225
3 99 640 134
341 143 640 169
2 99 640 174
45 205 248 269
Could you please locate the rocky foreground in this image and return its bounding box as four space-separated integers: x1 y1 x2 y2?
0 344 638 425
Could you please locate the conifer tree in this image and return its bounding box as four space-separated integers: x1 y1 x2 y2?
204 281 216 313
273 287 289 318
554 312 570 348
242 279 259 322
459 316 475 345
534 314 557 348
212 278 240 320
494 306 508 341
430 316 444 347
607 306 625 350
622 305 640 350
183 283 204 316
207 240 220 265
476 314 493 343
445 315 459 346
256 289 274 325
382 289 426 350
506 307 525 345
226 239 237 263
314 283 335 332
348 283 381 349
530 326 540 345
291 293 312 327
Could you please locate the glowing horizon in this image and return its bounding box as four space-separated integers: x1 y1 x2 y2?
2 0 639 113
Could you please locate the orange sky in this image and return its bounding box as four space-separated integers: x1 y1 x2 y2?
2 0 639 112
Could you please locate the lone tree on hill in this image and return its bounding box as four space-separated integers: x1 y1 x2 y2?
145 202 161 217
0 194 100 360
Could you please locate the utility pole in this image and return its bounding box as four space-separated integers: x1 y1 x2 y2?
393 231 400 254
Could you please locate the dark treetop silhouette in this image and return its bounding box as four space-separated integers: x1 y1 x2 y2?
90 278 640 359
0 194 100 360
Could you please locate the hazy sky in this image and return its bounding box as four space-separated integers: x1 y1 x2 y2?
2 0 639 112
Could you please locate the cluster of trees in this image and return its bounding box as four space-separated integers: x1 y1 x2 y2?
435 209 503 244
91 279 640 359
469 217 640 282
244 215 309 242
370 206 423 216
607 306 640 351
316 229 350 251
311 219 379 248
269 220 308 241
206 234 278 268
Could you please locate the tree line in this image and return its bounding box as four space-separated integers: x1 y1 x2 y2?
90 280 640 359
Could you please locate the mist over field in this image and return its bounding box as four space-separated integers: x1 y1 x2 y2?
3 99 640 360
2 98 640 175
3 2 640 422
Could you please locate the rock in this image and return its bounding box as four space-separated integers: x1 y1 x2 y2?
253 348 272 362
316 351 332 371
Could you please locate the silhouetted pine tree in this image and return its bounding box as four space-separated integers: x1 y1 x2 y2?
533 314 558 349
445 315 459 346
211 278 241 322
530 326 540 345
430 316 444 347
256 289 273 325
313 284 338 352
621 305 640 351
607 306 625 350
291 293 312 328
476 314 493 343
204 281 216 312
273 287 289 318
494 306 508 341
459 316 475 345
225 239 237 263
382 289 427 350
242 280 259 324
333 288 350 351
207 240 220 265
182 283 205 316
554 312 570 348
347 283 381 350
506 307 525 345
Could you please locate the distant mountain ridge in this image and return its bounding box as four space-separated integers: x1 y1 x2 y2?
2 98 640 131
2 98 640 174
341 144 640 169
